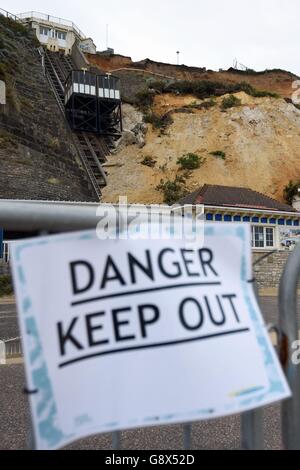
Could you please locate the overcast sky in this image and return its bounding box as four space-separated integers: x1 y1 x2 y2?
3 0 300 75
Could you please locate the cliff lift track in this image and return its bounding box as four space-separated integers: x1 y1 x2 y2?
44 49 112 199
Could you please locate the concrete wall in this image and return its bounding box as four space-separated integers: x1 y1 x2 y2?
71 41 90 70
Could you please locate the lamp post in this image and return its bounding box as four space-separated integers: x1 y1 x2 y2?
176 51 180 65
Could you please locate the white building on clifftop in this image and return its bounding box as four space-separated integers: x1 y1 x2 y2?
18 11 96 55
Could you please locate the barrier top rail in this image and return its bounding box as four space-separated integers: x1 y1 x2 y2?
0 7 18 21
17 11 86 39
0 199 186 232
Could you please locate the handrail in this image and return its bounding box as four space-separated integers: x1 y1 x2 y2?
17 11 86 39
0 200 180 232
82 132 108 185
45 50 65 94
279 242 300 449
0 7 18 21
4 337 21 343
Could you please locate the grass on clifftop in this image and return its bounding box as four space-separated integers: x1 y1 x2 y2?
136 79 280 109
0 14 37 40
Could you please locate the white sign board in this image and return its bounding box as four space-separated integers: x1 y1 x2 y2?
11 224 290 450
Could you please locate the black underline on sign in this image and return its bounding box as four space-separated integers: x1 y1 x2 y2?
71 282 223 307
58 327 250 369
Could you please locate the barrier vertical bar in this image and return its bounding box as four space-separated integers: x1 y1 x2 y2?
240 277 264 449
279 243 300 450
183 424 192 449
241 409 263 450
112 431 121 450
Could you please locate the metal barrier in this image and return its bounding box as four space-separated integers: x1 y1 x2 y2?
0 199 295 450
279 242 300 450
3 337 22 358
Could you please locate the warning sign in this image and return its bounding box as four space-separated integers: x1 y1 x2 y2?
11 223 290 450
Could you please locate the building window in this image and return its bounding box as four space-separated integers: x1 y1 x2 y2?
252 217 259 223
270 218 276 224
261 218 268 224
278 219 285 226
56 31 67 40
287 220 293 226
206 213 213 221
252 226 274 249
265 228 274 247
234 215 241 222
294 220 300 227
215 214 222 221
224 215 232 222
40 27 50 36
243 216 250 222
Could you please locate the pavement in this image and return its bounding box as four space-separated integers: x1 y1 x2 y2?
0 296 299 450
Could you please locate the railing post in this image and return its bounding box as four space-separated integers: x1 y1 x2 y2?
241 409 264 450
240 278 264 449
0 340 5 365
279 243 300 449
183 424 192 449
112 431 121 450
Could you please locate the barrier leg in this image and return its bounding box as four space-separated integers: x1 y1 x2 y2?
241 409 263 450
183 423 192 449
112 431 121 450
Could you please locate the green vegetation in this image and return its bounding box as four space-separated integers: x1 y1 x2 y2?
0 14 35 40
210 150 226 160
146 79 279 102
0 275 13 297
144 112 173 130
284 180 300 205
184 98 216 110
0 130 18 149
177 153 205 170
236 82 279 98
141 156 156 168
199 98 217 109
221 94 241 110
135 90 155 109
148 80 167 93
228 67 295 77
156 173 189 205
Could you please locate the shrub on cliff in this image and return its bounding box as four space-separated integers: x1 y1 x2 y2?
135 89 155 109
221 94 241 110
210 150 226 160
177 153 205 170
284 181 300 205
156 174 189 205
144 112 173 130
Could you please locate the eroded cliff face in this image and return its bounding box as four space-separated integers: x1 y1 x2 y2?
85 52 298 100
101 93 300 204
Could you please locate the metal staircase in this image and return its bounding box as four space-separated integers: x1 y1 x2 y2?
43 50 112 199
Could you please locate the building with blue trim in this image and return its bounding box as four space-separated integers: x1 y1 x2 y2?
177 184 300 252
